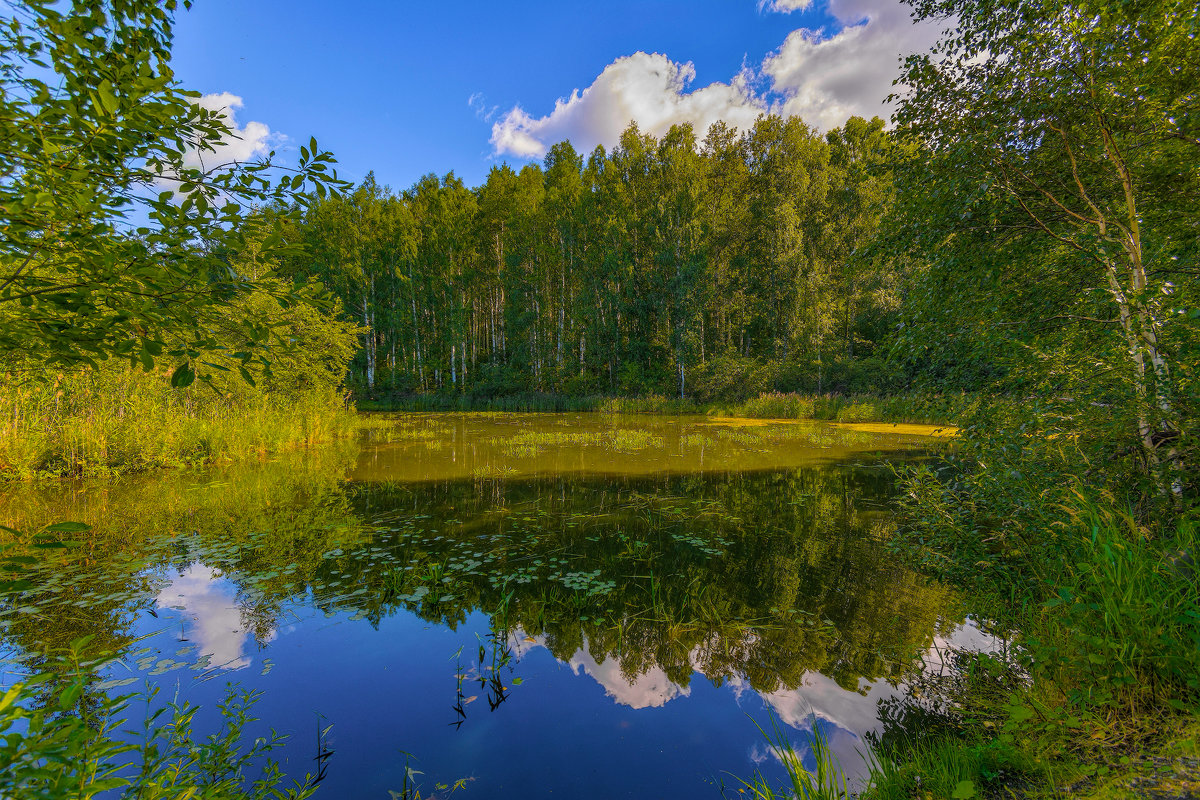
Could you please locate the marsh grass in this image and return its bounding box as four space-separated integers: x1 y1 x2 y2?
358 390 977 426
729 392 978 425
360 393 604 413
0 367 356 481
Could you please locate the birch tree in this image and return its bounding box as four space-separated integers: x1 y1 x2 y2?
893 0 1199 495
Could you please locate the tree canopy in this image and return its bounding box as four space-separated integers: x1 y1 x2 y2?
283 116 903 400
0 0 346 385
890 0 1200 493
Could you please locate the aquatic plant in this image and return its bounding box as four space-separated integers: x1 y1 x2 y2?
726 715 851 800
0 649 321 799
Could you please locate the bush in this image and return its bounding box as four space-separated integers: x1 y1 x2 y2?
0 286 360 481
689 355 773 402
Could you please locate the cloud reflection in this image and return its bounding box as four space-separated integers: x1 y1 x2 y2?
155 563 259 671
514 619 1004 783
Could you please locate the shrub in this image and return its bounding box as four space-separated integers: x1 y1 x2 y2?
740 392 815 419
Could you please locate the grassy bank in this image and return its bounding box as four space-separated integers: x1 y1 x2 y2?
859 502 1199 799
0 366 357 481
358 390 977 426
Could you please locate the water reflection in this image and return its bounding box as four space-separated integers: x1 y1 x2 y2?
155 564 263 672
514 633 691 709
0 414 961 798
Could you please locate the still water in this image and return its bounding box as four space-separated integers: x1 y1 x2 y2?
1 413 972 798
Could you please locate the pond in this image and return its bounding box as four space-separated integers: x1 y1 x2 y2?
0 413 977 798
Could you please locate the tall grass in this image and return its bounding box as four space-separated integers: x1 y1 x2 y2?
0 367 356 480
862 736 1034 800
1041 502 1200 710
360 392 601 413
728 716 851 800
727 392 979 424
360 390 978 425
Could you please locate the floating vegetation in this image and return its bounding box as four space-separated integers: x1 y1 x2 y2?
341 413 941 484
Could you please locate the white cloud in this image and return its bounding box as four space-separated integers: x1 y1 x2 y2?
488 1 951 158
490 52 771 159
568 643 691 709
763 0 952 130
468 92 500 123
759 0 816 12
184 92 276 172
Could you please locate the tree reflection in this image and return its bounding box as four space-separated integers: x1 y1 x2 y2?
1 450 959 713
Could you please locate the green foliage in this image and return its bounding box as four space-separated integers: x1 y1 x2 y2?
0 0 347 378
0 654 317 799
727 716 850 800
283 116 906 400
890 0 1200 492
0 280 360 480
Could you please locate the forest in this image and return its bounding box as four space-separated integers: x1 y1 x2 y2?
279 115 901 400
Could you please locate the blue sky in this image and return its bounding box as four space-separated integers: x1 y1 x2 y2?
170 0 947 191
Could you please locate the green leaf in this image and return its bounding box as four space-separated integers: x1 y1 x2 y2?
951 780 977 799
96 81 118 116
1007 704 1035 724
43 522 91 534
170 362 195 388
58 681 83 710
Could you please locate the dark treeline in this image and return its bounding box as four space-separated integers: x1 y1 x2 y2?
280 116 900 399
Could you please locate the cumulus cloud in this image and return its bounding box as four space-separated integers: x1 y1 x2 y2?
763 0 952 130
488 0 952 158
568 643 691 709
184 92 276 172
490 52 770 159
758 0 816 12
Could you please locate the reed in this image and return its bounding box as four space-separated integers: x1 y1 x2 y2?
0 366 357 481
